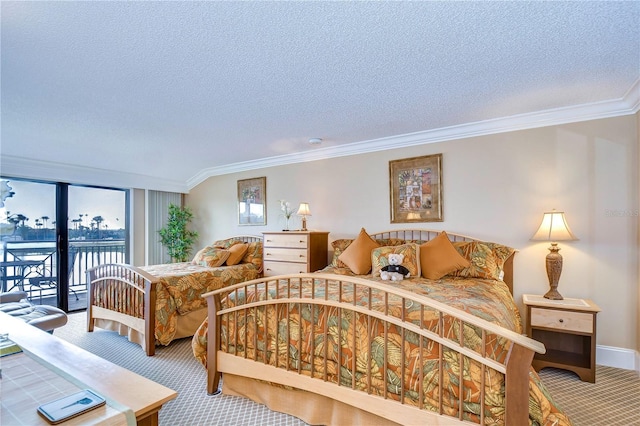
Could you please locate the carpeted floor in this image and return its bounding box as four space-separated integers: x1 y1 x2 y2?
538 365 640 426
54 313 305 426
54 312 639 426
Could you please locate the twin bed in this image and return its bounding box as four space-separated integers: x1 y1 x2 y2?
192 229 572 426
86 235 262 356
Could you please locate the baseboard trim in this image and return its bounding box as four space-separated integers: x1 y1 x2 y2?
596 345 640 373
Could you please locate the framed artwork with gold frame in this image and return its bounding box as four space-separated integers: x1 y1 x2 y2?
389 154 443 223
238 177 266 225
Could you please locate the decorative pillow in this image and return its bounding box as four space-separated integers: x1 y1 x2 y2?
191 246 209 265
337 228 380 275
242 241 264 273
449 241 515 281
419 232 470 280
330 237 404 268
330 239 354 268
371 243 420 278
225 243 248 266
212 238 244 249
197 247 230 267
375 238 406 247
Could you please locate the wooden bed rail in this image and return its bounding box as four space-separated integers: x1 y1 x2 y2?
87 263 160 356
203 273 545 425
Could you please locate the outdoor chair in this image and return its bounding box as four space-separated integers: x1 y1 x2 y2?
29 247 79 303
0 291 68 333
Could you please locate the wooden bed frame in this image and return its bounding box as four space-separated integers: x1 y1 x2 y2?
201 230 545 425
86 235 262 356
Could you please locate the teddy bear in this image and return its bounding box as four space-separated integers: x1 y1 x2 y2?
380 253 411 281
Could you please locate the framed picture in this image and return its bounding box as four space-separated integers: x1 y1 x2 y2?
238 177 266 225
389 154 443 223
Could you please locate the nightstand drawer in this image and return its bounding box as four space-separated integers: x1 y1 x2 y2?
263 261 309 276
264 247 308 263
530 307 593 333
264 234 309 249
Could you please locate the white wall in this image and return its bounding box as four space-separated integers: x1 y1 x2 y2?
187 114 639 363
637 110 640 371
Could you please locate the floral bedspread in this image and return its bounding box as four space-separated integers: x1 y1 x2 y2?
192 270 572 426
142 262 260 345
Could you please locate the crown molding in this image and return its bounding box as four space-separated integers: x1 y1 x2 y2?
3 80 638 194
187 79 640 189
622 77 640 113
0 155 189 193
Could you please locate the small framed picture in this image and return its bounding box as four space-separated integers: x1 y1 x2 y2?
237 177 266 226
389 154 443 223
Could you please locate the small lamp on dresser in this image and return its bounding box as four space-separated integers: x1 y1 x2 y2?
531 209 578 300
297 202 312 231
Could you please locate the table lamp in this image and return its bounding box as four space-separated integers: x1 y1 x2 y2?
296 203 311 231
531 210 578 300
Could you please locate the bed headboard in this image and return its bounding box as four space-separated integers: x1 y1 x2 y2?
229 235 262 243
369 229 515 295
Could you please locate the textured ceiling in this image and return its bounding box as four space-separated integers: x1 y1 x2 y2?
1 1 639 191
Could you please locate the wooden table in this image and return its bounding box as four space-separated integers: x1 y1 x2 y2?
0 312 177 425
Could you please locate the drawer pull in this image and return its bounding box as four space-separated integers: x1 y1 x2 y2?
558 319 564 323
299 240 305 243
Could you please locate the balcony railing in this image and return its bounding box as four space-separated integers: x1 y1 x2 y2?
0 240 126 302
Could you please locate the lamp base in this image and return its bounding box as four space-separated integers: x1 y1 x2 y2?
544 243 564 300
543 288 564 300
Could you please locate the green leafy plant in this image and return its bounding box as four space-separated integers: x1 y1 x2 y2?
158 203 199 262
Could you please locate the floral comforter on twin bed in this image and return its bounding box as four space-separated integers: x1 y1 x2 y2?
192 269 572 426
140 262 260 345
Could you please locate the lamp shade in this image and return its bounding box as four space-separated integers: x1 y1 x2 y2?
296 202 311 217
531 210 578 242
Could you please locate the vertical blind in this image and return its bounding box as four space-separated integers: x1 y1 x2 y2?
147 190 182 265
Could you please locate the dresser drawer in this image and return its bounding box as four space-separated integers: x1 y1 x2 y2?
263 233 309 249
263 261 309 276
264 247 308 263
530 307 593 333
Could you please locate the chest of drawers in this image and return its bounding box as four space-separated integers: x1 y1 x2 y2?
263 231 329 277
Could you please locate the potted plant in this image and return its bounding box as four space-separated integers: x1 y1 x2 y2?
158 203 199 263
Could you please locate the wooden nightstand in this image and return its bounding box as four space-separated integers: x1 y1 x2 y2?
523 294 600 383
262 231 329 277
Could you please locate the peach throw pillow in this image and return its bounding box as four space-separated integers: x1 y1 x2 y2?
420 231 470 279
338 228 380 275
225 243 248 265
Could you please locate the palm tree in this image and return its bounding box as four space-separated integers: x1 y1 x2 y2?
93 216 104 238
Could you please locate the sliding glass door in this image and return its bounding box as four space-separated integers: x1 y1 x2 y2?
0 177 129 312
1 179 58 307
67 185 128 310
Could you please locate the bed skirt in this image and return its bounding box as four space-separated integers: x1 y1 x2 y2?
94 308 208 348
222 374 402 426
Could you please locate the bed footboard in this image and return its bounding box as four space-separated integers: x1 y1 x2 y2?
87 264 159 356
203 273 545 425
